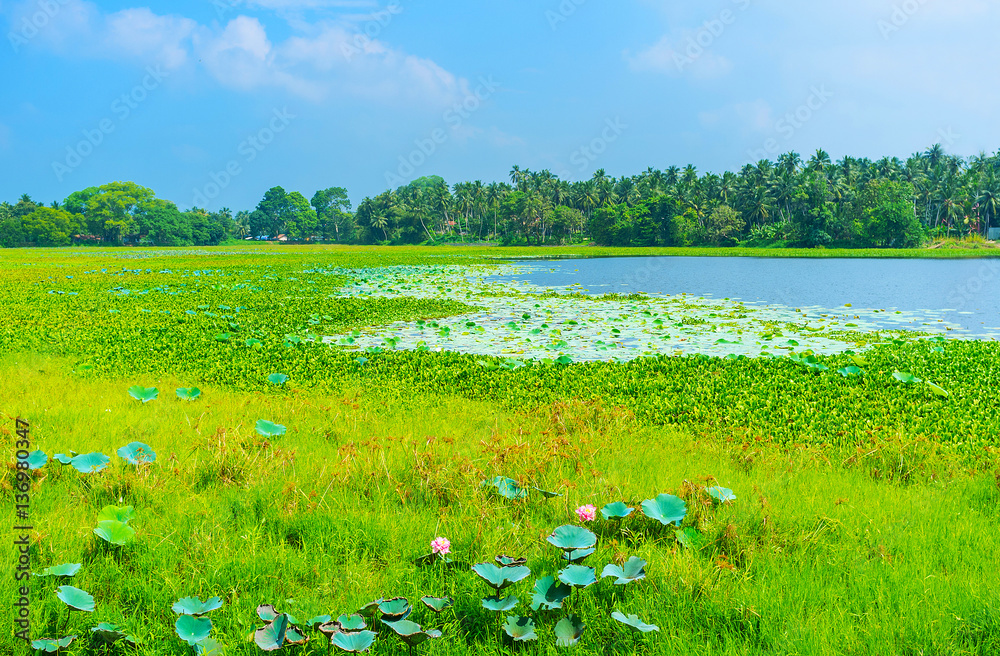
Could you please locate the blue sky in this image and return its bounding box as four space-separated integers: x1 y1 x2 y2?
1 0 996 211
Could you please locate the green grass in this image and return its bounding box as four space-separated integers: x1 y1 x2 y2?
2 245 999 655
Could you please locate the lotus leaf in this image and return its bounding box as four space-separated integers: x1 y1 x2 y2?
34 563 81 578
547 525 597 552
255 420 287 437
893 371 922 384
117 442 156 465
172 596 224 616
675 527 703 550
267 373 289 385
641 493 687 526
495 555 527 567
482 476 528 500
254 613 288 651
337 614 366 630
94 520 136 546
318 621 342 637
378 597 411 621
837 366 863 377
531 486 562 498
481 595 519 612
257 604 280 621
90 623 136 646
97 505 135 524
306 615 332 627
601 502 633 520
285 626 309 645
331 630 376 653
420 596 453 613
24 449 47 470
53 452 76 464
127 385 158 403
381 619 442 647
601 557 647 585
558 565 596 589
70 452 110 473
503 616 537 642
56 586 94 612
561 547 596 563
194 638 224 655
611 611 659 633
176 387 202 400
31 636 76 653
530 576 572 611
554 615 585 647
925 381 950 397
706 486 737 503
472 563 531 591
356 600 383 618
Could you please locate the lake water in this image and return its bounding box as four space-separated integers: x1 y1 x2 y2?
493 256 1000 338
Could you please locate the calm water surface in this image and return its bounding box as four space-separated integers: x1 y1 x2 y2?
493 256 1000 337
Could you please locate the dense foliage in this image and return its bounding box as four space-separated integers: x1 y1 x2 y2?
5 145 1000 248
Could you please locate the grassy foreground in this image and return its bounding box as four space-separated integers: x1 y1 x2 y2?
2 245 999 655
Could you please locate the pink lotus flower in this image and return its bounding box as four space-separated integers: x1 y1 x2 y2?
575 505 597 522
430 537 451 555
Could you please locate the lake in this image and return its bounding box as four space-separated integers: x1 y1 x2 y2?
493 256 1000 338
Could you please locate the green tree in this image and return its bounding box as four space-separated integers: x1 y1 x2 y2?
310 187 353 242
21 207 84 246
860 180 923 248
704 204 745 245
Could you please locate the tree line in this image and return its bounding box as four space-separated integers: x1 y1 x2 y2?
3 145 997 248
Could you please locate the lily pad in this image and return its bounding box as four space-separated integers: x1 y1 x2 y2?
306 615 332 628
194 637 224 655
530 576 572 611
554 615 585 647
558 565 596 589
176 387 202 401
172 596 224 616
255 420 287 437
93 520 136 546
53 452 76 465
892 371 922 384
706 486 736 504
117 442 156 465
601 557 647 585
503 616 537 642
56 586 94 612
70 452 110 474
481 595 519 612
267 373 289 385
600 502 633 520
925 381 950 397
561 547 596 563
837 366 863 377
547 525 597 552
420 597 453 613
641 493 687 526
337 614 366 630
127 385 158 403
97 505 135 524
34 563 81 578
331 630 376 653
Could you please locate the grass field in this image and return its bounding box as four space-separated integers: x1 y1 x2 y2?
2 245 999 655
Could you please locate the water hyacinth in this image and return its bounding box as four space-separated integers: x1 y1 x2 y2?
575 505 597 522
430 537 451 555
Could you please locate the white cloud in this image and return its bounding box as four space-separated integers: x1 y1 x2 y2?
626 32 733 79
5 0 469 108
